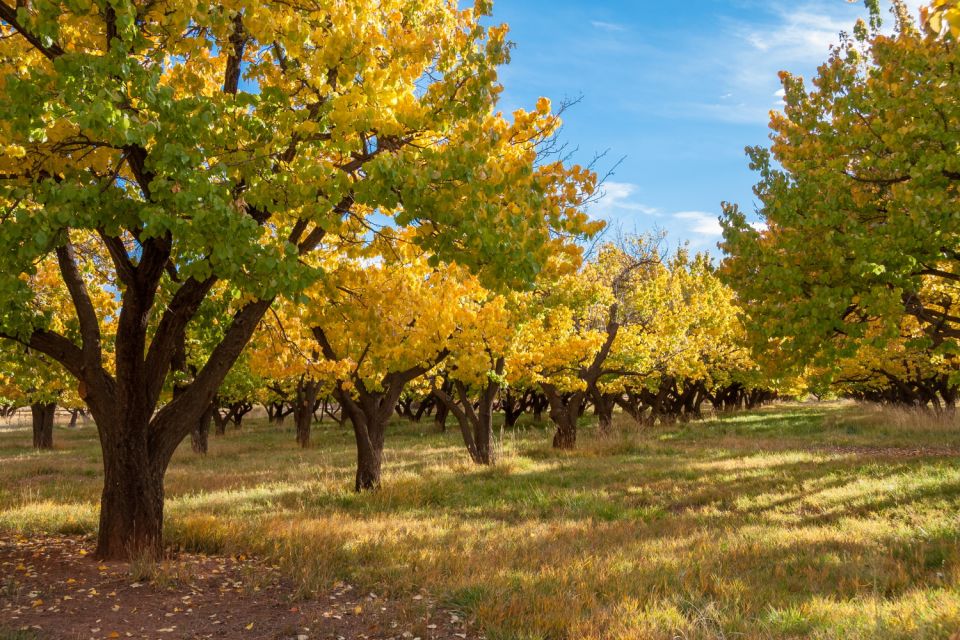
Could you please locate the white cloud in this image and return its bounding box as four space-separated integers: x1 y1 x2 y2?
591 20 627 32
669 0 881 125
674 211 723 236
590 181 660 218
750 220 769 232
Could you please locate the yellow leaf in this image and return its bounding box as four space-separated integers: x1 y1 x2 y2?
245 623 254 630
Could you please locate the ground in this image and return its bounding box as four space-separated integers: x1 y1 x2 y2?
2 402 960 639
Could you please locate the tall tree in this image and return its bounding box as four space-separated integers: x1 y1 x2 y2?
0 1 595 557
721 2 960 367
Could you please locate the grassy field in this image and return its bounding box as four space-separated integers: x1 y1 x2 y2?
2 402 960 639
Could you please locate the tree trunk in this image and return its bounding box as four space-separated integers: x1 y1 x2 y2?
98 433 165 560
191 403 213 455
435 375 500 465
434 399 449 432
355 421 384 491
294 378 320 448
335 386 400 492
542 385 580 450
212 405 229 436
30 402 55 450
590 388 616 433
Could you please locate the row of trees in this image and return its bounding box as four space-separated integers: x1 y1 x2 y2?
1 232 779 486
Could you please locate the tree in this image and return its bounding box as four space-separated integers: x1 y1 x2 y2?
432 293 514 464
512 238 661 448
307 242 487 490
0 345 72 449
721 2 960 371
0 1 596 557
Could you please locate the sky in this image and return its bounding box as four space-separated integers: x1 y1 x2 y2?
488 0 924 253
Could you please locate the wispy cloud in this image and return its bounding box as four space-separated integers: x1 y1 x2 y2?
589 181 660 219
674 211 723 236
591 20 627 33
668 0 879 125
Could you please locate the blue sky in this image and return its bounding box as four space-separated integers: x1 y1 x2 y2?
489 0 923 253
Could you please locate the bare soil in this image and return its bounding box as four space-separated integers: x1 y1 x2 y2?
1 535 480 640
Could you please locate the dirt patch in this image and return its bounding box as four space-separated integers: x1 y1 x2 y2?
1 535 479 640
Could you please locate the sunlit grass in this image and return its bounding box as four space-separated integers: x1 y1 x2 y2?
2 403 960 639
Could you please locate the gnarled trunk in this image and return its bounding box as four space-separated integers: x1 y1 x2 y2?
542 385 582 450
30 402 55 449
589 387 616 433
435 366 502 465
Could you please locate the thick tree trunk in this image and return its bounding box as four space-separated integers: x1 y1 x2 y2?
354 421 384 491
212 406 229 436
191 403 213 455
294 379 320 448
336 388 396 492
590 388 616 433
30 402 55 449
97 425 166 560
551 411 577 449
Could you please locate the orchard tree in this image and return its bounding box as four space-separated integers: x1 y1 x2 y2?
512 238 661 447
722 1 960 368
249 304 330 449
432 292 513 465
307 241 489 490
0 344 76 449
0 1 596 557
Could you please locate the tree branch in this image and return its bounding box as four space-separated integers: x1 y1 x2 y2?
0 2 66 60
55 239 102 369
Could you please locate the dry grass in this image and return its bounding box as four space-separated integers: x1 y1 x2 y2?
2 403 960 639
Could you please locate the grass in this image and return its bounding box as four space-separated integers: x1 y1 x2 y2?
2 402 960 639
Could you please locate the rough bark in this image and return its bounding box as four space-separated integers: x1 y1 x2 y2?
30 402 55 449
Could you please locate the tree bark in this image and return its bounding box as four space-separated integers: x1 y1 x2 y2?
337 390 390 491
191 403 213 455
294 378 321 448
30 402 55 449
434 369 501 465
97 425 165 560
589 387 616 433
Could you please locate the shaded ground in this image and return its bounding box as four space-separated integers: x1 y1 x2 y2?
1 535 477 640
3 402 960 639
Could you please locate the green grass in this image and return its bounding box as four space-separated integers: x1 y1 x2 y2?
2 402 960 639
